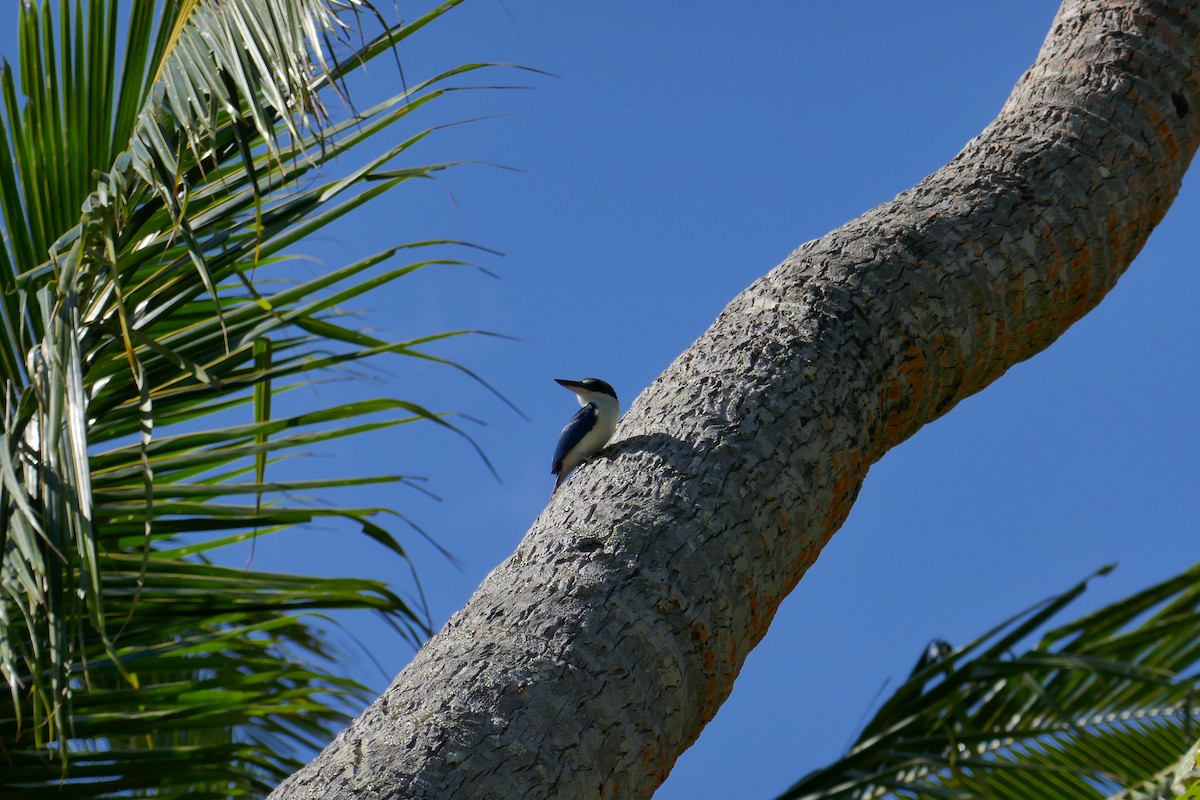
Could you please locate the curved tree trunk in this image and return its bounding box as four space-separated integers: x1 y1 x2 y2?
271 1 1200 797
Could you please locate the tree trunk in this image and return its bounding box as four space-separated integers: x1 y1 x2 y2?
270 1 1200 797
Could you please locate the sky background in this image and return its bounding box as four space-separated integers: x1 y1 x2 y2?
5 1 1200 797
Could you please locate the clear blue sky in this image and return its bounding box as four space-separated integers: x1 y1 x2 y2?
5 2 1199 797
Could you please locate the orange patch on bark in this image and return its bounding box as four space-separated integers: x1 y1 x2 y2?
1107 214 1125 258
642 735 673 782
746 575 783 645
702 646 720 720
694 621 719 713
1063 268 1092 324
881 343 929 445
825 448 865 532
1144 102 1179 160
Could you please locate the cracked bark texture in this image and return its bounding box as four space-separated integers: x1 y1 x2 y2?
270 1 1200 798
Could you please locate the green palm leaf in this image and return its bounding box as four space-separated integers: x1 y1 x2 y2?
0 0 513 793
777 564 1200 800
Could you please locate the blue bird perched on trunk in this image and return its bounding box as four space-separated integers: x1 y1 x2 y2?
551 378 619 490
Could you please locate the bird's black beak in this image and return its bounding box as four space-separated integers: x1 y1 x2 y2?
555 378 586 392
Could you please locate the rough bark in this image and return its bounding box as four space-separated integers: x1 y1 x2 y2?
270 1 1200 798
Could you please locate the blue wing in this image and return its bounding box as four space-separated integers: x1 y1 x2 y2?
552 403 598 475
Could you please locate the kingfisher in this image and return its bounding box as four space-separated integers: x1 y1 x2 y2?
551 378 619 489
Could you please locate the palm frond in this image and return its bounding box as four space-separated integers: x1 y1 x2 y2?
0 0 512 793
1165 738 1200 799
777 564 1200 800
